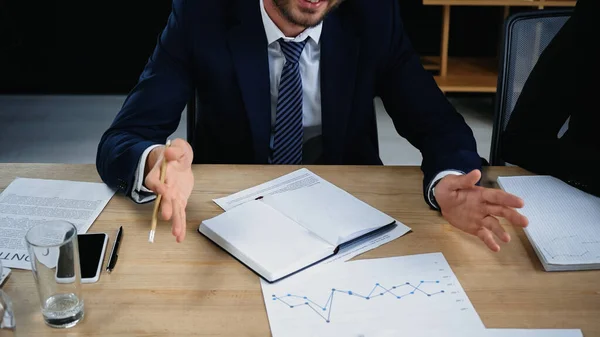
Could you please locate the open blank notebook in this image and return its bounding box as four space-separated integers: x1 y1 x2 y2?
199 169 396 282
497 175 600 271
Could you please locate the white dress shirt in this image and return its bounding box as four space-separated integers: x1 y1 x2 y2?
130 0 460 209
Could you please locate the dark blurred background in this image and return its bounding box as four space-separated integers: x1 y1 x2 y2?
1 0 566 164
0 0 507 94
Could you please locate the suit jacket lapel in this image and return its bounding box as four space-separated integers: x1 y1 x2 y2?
320 10 360 164
228 0 272 163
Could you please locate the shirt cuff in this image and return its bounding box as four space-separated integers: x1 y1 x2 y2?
427 170 464 210
131 144 163 204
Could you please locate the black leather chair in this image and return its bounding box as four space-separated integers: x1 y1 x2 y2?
490 9 572 166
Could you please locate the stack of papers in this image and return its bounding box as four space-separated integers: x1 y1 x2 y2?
0 178 116 270
498 175 600 271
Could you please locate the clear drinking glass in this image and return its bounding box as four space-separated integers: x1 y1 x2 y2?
0 259 16 334
25 220 84 328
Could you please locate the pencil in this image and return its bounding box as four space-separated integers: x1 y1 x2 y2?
149 139 171 243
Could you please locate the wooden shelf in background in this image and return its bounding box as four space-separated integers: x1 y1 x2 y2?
420 0 575 94
422 57 499 92
421 56 442 71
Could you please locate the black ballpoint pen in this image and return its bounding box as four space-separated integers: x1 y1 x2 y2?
107 226 123 273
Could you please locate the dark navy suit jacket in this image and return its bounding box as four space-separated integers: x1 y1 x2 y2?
96 0 482 206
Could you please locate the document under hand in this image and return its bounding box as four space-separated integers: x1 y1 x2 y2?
0 178 116 270
200 169 410 282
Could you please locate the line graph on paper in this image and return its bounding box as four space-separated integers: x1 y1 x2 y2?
272 280 445 323
261 253 484 337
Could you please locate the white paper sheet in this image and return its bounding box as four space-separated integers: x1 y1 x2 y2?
0 267 10 286
498 175 600 270
482 330 582 337
326 328 583 337
261 253 484 337
0 178 116 270
259 179 395 246
320 223 411 266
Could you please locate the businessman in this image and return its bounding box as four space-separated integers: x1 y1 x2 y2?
97 0 528 251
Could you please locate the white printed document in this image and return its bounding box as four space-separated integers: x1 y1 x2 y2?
0 178 116 270
498 175 600 271
201 169 411 282
260 253 484 337
213 168 323 211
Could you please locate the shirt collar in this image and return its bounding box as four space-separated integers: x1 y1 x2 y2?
260 0 322 45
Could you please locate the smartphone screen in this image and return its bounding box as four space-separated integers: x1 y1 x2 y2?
56 233 108 281
78 233 108 279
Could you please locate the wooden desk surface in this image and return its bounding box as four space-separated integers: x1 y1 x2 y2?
1 164 598 336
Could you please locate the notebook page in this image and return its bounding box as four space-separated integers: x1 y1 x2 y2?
262 178 395 246
200 200 334 281
497 176 600 265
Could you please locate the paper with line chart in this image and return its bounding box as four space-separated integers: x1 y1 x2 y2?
498 176 600 271
261 253 484 337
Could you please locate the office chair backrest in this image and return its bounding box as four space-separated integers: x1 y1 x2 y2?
490 10 571 166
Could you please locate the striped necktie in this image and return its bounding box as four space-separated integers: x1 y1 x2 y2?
271 39 308 165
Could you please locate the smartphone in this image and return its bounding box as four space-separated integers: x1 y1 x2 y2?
56 233 109 284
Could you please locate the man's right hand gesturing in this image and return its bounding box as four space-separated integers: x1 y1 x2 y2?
144 138 194 243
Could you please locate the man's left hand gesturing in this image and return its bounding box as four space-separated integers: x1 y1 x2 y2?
434 170 529 252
